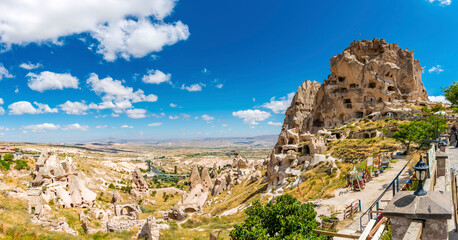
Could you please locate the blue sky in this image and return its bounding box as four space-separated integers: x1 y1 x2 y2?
0 0 455 142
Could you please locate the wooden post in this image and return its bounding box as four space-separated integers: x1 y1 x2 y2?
452 169 458 230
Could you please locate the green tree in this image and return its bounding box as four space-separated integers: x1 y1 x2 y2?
3 153 14 161
230 194 331 240
391 115 447 153
443 81 458 106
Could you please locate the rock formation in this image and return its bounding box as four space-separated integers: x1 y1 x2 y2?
32 151 96 208
267 39 429 190
306 38 427 132
130 167 149 198
174 166 212 213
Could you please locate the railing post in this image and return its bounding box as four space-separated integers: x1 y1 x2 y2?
396 177 399 192
376 201 379 211
392 183 396 197
359 199 361 212
369 206 373 220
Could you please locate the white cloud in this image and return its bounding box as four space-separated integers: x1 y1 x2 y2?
262 92 295 114
268 121 282 127
181 113 191 119
87 73 157 114
120 125 133 129
152 113 166 118
233 109 271 125
428 96 451 104
0 64 13 80
126 108 147 119
169 115 179 120
96 125 108 129
216 84 223 89
201 68 210 74
222 124 229 127
0 107 4 115
181 83 203 92
428 0 452 6
20 62 42 70
62 123 89 131
8 101 57 115
169 103 178 108
27 71 79 92
201 114 214 122
428 65 444 73
0 0 189 61
142 69 171 84
0 98 3 105
147 122 163 127
22 123 60 132
14 88 18 94
59 101 89 115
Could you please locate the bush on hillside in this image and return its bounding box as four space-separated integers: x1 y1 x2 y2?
230 194 331 240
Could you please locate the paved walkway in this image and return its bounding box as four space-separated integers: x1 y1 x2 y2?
316 158 411 238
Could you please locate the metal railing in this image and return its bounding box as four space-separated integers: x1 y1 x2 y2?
359 158 410 231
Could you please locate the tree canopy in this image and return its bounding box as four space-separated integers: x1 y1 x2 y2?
443 81 458 106
391 115 447 152
2 153 14 161
230 194 331 240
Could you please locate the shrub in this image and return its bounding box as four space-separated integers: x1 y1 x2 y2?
230 194 331 240
3 153 14 162
108 183 116 189
14 160 29 170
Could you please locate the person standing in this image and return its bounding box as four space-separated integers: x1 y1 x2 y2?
452 124 458 147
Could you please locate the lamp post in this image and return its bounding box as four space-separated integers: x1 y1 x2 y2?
413 156 429 196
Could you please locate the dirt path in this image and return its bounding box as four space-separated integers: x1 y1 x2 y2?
315 158 411 235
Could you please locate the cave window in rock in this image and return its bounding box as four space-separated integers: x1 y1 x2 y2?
121 206 136 216
338 77 345 82
356 112 364 118
329 80 337 85
387 86 395 91
368 82 376 88
346 104 352 109
350 83 357 88
344 99 352 104
288 137 295 145
363 133 370 139
302 145 310 155
31 207 35 214
276 147 282 154
313 119 324 128
371 132 377 138
385 72 392 78
402 96 408 100
378 98 383 103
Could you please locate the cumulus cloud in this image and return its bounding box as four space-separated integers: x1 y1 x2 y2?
0 0 189 61
428 0 452 5
96 125 108 129
216 84 223 89
169 103 178 108
262 92 295 114
142 69 171 84
87 73 157 114
0 107 4 115
428 65 444 73
147 122 163 127
0 64 13 80
62 123 89 131
201 114 214 122
125 108 147 119
8 101 57 115
169 115 179 120
0 98 3 105
22 123 60 132
268 121 282 127
27 71 79 92
20 62 42 70
59 101 89 115
232 109 271 125
181 83 204 92
120 125 133 128
428 96 451 104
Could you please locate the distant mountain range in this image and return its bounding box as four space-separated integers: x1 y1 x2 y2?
82 134 278 148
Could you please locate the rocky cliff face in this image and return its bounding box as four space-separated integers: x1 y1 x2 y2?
306 38 428 132
266 39 429 190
